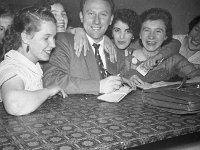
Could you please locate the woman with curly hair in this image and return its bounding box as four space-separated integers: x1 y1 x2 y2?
128 8 200 86
106 8 181 77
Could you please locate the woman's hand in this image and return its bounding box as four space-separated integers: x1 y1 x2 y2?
47 86 67 98
129 74 145 86
121 77 136 89
104 35 117 63
143 54 163 70
73 27 89 57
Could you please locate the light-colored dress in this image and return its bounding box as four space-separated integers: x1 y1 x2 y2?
0 50 43 102
173 34 200 65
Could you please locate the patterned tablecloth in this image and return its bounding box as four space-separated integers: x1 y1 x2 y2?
0 91 200 150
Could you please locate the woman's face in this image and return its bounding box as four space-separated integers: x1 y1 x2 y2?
188 22 200 51
51 3 68 32
0 16 13 43
140 20 167 52
27 21 56 63
112 20 133 50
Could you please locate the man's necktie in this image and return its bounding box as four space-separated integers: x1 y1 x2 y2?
92 43 107 79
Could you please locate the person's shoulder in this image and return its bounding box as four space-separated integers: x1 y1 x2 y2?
173 34 187 43
170 53 186 59
0 59 20 73
56 32 74 42
0 61 18 86
166 53 187 63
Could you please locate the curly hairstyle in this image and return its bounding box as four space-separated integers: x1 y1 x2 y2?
106 9 140 42
140 8 173 46
188 15 200 33
3 6 56 53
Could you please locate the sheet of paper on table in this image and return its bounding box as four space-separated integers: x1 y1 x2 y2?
97 85 134 103
138 76 200 90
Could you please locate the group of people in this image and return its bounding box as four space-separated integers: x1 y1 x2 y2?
0 0 199 116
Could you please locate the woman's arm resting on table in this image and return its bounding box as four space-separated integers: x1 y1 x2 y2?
1 76 66 116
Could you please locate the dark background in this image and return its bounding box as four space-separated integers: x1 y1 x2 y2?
1 0 200 34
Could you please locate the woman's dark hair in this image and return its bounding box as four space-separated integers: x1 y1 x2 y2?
189 16 200 33
106 9 140 42
35 0 71 27
35 0 61 10
0 7 14 19
3 6 56 52
140 8 173 46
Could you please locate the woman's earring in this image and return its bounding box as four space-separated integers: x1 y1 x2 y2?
26 45 29 52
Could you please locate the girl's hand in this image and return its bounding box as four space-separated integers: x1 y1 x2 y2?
143 54 163 70
47 86 67 98
130 75 145 86
73 28 89 57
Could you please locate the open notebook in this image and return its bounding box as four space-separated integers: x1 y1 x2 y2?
97 85 134 103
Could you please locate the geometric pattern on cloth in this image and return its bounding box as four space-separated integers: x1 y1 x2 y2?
1 90 200 150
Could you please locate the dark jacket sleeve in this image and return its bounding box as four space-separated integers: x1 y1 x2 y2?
160 38 181 59
42 32 100 95
166 54 200 79
130 38 181 59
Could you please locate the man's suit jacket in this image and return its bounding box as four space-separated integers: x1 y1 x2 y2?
43 32 117 95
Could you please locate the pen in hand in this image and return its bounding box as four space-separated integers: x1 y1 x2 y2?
106 70 132 88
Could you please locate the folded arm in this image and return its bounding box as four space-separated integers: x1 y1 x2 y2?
165 54 200 79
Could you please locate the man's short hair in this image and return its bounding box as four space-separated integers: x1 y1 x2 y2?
80 0 114 14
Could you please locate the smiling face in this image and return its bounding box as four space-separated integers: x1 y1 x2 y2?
51 3 68 32
0 16 13 43
140 19 167 52
112 20 133 50
27 21 56 63
188 22 200 51
79 0 113 43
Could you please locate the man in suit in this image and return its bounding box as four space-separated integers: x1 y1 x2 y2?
43 0 122 95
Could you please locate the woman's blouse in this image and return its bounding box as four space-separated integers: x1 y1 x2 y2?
0 50 43 102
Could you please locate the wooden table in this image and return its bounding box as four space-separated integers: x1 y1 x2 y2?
0 91 200 150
